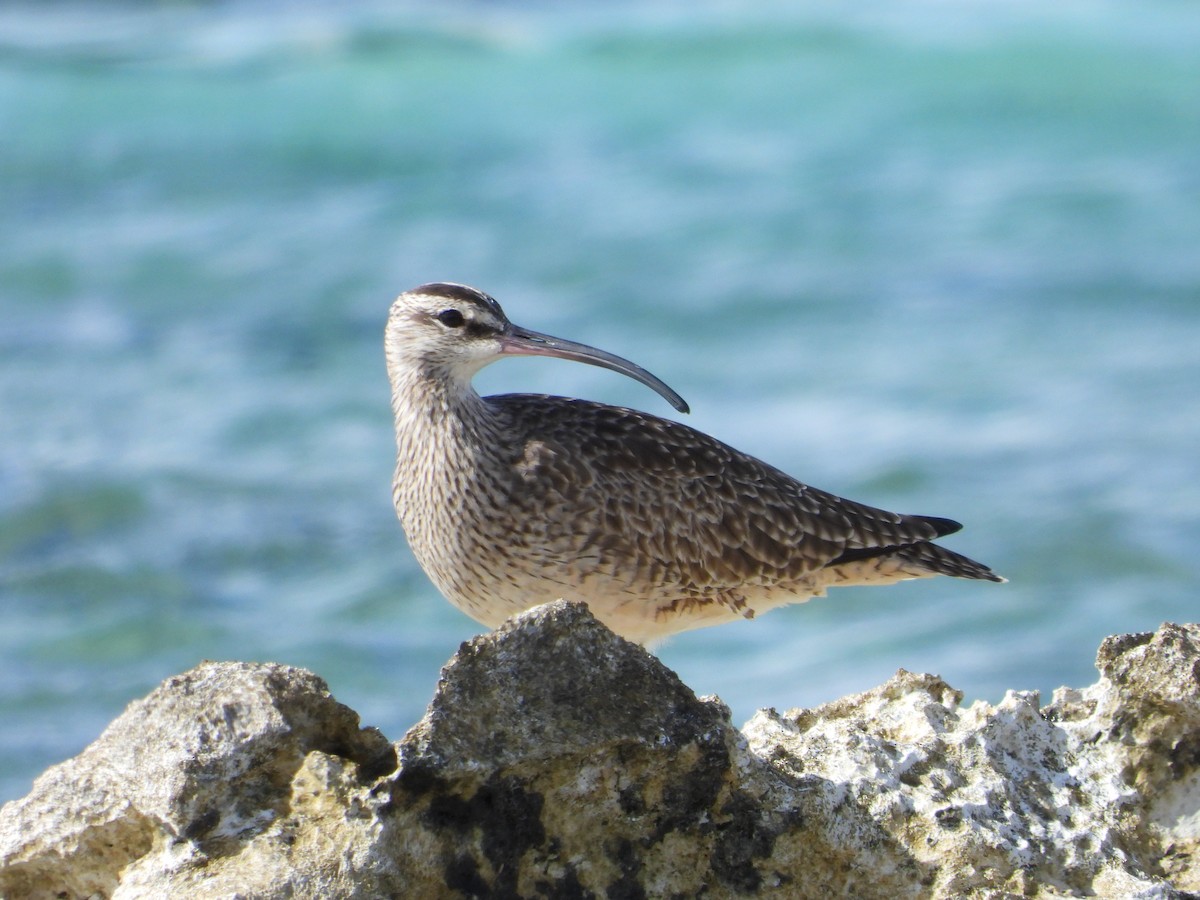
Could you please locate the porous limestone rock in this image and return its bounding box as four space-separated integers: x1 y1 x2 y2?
0 661 397 899
1 603 1197 899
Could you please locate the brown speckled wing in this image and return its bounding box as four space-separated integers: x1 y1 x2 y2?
486 394 958 594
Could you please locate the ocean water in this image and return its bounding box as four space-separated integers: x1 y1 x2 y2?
2 0 1198 804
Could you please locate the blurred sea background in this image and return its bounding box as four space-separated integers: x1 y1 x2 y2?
2 0 1198 804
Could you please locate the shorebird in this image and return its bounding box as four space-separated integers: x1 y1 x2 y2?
386 282 1003 644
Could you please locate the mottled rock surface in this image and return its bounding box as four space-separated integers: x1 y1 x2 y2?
1 603 1198 898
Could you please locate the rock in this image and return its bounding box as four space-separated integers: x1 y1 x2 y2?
1 604 1197 899
0 662 396 900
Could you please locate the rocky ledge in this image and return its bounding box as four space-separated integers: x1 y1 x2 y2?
2 603 1198 899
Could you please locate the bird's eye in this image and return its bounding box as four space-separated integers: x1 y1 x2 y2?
435 309 466 328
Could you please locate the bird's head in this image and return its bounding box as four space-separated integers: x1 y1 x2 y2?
385 282 689 413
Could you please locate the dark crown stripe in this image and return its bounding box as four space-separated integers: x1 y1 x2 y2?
414 282 504 317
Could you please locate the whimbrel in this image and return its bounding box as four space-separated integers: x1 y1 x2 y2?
386 282 1002 644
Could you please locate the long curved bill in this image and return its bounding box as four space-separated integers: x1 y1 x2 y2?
499 324 690 414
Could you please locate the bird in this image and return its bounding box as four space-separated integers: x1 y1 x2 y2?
386 282 1003 645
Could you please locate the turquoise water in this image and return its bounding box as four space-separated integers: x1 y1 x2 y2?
2 0 1199 803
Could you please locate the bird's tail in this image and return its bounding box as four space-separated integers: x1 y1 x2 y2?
891 541 1006 583
823 538 1005 586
